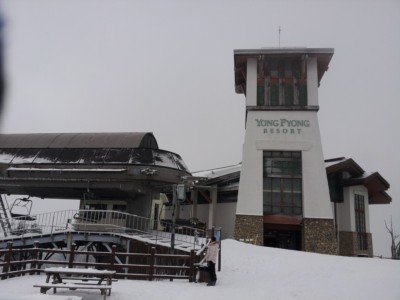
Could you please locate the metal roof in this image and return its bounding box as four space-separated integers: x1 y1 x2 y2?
0 132 190 199
0 132 158 149
234 47 334 56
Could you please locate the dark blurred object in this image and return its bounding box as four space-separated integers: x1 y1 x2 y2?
0 12 4 119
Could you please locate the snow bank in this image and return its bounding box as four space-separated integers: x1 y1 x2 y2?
0 239 399 300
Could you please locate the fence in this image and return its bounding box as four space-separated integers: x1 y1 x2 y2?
0 209 206 250
0 241 200 282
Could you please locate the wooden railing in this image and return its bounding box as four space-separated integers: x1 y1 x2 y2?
0 242 199 282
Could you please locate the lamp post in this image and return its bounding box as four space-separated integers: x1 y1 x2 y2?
170 184 177 253
170 184 186 254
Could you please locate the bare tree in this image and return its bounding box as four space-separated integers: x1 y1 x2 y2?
385 217 400 259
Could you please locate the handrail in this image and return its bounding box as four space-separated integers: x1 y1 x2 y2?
0 209 206 249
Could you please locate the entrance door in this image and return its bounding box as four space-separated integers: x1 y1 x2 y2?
264 229 301 250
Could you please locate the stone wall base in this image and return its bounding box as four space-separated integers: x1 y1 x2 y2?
303 218 337 255
338 231 373 257
234 214 263 246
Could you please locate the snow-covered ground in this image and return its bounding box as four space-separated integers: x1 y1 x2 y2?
1 239 399 300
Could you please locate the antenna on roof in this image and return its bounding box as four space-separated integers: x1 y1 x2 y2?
278 26 281 48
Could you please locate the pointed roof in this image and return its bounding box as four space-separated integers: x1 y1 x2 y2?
325 158 391 204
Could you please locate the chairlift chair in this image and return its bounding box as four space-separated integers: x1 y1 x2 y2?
10 197 36 221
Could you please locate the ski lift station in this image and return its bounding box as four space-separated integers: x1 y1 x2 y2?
0 47 392 259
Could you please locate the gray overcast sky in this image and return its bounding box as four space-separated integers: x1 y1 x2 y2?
0 0 399 257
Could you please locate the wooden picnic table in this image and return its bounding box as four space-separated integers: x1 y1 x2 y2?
34 267 116 300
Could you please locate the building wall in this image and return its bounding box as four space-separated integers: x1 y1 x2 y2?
234 53 336 254
236 55 333 219
339 231 373 257
234 215 263 246
337 185 370 233
246 58 258 106
236 110 333 219
336 187 353 232
336 185 373 256
164 202 237 239
306 57 319 106
303 218 337 255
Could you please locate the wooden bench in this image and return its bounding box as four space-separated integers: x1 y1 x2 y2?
60 276 118 282
33 283 112 300
35 267 116 299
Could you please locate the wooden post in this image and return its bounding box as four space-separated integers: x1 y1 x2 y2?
21 251 27 276
110 245 116 271
189 250 196 282
68 243 76 268
30 241 39 275
2 242 13 280
37 248 43 275
149 247 155 281
17 250 23 275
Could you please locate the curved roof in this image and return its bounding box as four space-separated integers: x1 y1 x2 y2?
0 132 188 172
0 132 158 149
0 132 190 199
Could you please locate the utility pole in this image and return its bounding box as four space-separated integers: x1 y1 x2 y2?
278 25 282 47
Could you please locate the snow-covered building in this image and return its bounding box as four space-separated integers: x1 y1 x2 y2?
166 48 391 257
179 157 390 257
0 48 391 258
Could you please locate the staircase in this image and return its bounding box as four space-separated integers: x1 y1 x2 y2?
0 195 11 237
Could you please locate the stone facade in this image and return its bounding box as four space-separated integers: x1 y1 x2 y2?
234 214 263 246
303 218 338 255
338 231 373 257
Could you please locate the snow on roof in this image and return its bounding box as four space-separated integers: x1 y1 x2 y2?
7 167 127 172
192 164 242 179
324 157 347 168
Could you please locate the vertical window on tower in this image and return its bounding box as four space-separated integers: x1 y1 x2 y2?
283 60 296 106
355 194 368 250
263 151 302 215
268 59 280 106
257 56 265 106
298 56 308 106
257 57 307 108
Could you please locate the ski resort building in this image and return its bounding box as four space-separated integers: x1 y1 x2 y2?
183 156 391 257
0 47 391 258
232 48 337 254
164 47 391 257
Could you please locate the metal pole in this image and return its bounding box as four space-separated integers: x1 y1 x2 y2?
170 184 176 254
217 228 222 272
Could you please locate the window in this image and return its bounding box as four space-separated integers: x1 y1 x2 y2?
263 151 302 215
256 57 307 107
327 173 344 203
355 194 368 250
112 204 127 219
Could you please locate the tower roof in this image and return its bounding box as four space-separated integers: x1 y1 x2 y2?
234 47 334 93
